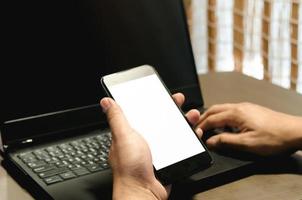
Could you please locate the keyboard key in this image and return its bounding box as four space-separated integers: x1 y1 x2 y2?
101 162 109 169
18 152 34 158
60 171 76 180
44 175 63 185
56 160 69 168
73 168 90 176
19 153 37 162
86 164 105 172
33 164 56 173
33 150 50 159
67 164 81 170
22 157 38 163
27 160 47 168
19 132 111 185
45 157 59 164
39 167 69 178
46 146 59 152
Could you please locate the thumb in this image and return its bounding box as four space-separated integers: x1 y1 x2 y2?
100 97 132 140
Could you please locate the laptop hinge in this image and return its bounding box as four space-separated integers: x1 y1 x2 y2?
1 104 107 152
2 121 107 154
2 138 34 154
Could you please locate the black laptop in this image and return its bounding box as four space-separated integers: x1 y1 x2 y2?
1 0 253 199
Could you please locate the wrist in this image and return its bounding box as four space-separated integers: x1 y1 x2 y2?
284 116 302 151
113 177 165 200
292 117 302 149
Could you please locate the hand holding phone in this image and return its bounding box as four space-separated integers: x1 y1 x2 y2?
100 97 171 199
101 65 212 184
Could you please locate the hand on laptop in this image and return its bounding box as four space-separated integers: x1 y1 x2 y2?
100 93 200 199
198 102 302 156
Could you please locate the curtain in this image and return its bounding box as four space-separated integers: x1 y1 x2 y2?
187 0 302 94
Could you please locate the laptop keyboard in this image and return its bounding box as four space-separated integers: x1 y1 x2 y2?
17 132 112 185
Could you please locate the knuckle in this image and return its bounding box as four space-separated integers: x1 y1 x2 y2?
234 104 246 115
219 134 230 144
229 107 238 116
219 135 226 143
206 116 215 124
210 105 219 110
224 103 233 108
208 104 221 112
239 102 252 108
107 109 120 122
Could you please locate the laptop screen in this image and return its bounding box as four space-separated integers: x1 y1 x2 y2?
1 0 203 125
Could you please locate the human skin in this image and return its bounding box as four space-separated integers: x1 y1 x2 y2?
198 102 302 156
100 93 201 200
101 95 302 199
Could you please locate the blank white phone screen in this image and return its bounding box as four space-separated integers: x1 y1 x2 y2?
108 74 205 170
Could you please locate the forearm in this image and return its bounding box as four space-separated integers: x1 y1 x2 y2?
112 178 160 200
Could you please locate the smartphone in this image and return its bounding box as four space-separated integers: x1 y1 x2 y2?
101 65 212 184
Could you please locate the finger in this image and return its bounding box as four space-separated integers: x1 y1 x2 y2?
164 184 172 195
100 97 132 140
195 128 203 138
199 110 240 131
206 132 250 151
185 109 201 126
199 103 235 123
172 93 185 108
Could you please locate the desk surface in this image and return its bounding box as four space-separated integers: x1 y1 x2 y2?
1 72 302 200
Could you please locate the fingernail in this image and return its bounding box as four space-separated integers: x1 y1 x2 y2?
196 128 203 137
101 98 112 112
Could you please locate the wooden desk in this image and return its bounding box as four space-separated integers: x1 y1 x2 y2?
194 72 302 200
0 157 33 200
1 72 302 200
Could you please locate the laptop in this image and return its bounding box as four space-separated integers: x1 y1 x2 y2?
1 0 254 199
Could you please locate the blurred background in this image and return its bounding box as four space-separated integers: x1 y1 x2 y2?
183 0 302 94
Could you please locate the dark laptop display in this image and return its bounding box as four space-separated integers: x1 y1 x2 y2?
2 0 202 147
1 0 252 199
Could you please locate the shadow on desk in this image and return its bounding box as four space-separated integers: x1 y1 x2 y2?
169 151 302 200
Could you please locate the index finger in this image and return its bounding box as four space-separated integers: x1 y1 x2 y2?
199 110 241 131
199 103 235 123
